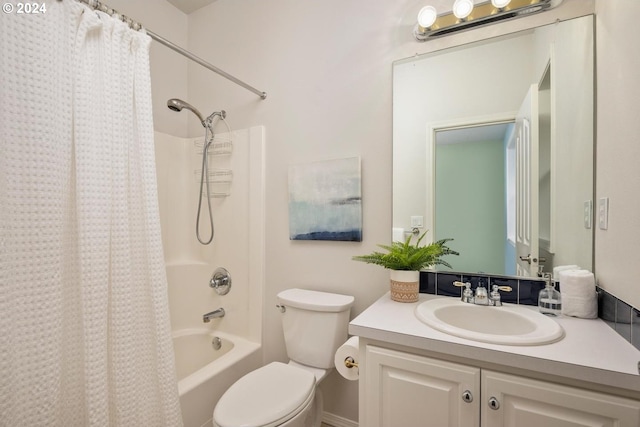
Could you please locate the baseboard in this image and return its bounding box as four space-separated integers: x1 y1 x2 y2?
322 411 358 427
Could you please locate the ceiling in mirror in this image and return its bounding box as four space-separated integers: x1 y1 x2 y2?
393 15 594 279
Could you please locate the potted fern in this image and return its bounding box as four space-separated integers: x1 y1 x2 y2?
353 231 458 302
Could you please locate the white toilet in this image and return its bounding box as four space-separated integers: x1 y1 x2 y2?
212 288 355 427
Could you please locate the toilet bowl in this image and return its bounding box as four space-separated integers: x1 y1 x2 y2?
212 289 354 427
213 362 324 427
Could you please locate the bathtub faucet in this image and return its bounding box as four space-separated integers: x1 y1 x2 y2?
203 307 225 323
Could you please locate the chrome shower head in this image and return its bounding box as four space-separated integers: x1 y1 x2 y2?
167 98 205 125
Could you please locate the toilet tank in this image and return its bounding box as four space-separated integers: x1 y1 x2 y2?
277 289 355 369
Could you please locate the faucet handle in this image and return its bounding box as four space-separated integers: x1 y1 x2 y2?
489 285 512 306
454 281 474 303
493 285 512 293
210 267 232 295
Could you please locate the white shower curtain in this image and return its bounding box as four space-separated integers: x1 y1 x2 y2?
0 1 182 425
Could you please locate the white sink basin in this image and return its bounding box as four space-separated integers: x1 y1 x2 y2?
415 298 564 346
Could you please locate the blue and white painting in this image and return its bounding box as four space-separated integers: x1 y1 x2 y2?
288 157 362 241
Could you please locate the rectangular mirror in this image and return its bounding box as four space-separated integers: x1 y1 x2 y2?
393 15 594 278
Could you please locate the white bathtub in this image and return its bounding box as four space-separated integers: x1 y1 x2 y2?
173 329 261 427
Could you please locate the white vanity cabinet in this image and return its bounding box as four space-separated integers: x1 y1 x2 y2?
363 344 640 427
352 294 640 427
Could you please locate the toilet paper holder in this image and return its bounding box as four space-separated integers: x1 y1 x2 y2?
344 356 358 369
335 336 360 380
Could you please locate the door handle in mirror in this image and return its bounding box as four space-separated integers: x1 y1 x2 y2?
520 254 547 264
519 254 533 264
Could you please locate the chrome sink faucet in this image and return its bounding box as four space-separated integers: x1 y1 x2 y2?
454 281 512 306
203 307 225 323
474 280 489 305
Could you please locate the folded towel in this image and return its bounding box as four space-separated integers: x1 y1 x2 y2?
562 294 598 319
559 269 596 297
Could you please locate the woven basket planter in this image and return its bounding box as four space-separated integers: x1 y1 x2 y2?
389 270 420 303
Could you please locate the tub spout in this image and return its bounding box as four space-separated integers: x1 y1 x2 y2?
203 308 225 323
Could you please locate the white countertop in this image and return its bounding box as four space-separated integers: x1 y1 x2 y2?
349 293 640 394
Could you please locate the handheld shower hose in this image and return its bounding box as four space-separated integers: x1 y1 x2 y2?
167 99 227 245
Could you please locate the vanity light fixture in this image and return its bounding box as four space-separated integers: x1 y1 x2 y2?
413 0 563 42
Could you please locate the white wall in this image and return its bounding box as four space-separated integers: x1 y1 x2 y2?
595 0 640 309
187 2 405 422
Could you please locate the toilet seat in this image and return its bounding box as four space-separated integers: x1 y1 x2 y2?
213 362 316 427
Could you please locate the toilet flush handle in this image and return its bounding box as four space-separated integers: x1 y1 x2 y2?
276 304 286 313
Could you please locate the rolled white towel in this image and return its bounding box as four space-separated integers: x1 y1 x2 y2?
558 269 595 298
562 294 598 319
553 264 580 278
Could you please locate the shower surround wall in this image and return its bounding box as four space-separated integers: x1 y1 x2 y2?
154 127 265 426
155 127 264 339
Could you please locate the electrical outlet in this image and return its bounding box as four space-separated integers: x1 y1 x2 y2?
411 216 423 228
598 197 609 230
583 200 592 229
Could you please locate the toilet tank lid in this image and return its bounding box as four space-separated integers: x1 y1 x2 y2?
277 288 354 312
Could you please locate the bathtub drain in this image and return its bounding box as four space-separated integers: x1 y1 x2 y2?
212 336 222 351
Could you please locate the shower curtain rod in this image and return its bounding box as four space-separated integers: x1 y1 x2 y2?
72 0 267 100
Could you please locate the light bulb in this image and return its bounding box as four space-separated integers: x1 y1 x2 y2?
452 0 474 19
417 6 438 28
491 0 511 8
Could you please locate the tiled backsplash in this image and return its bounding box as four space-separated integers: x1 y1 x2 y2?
598 286 640 351
419 271 640 351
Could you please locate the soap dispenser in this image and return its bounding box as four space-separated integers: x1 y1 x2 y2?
538 272 562 316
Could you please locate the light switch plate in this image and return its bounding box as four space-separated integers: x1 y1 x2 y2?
411 216 424 228
598 197 609 230
583 200 592 229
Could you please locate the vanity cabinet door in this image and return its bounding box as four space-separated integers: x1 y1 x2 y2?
364 345 480 427
482 370 640 427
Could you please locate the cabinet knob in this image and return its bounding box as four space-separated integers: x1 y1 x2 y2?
461 390 473 403
488 396 500 410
